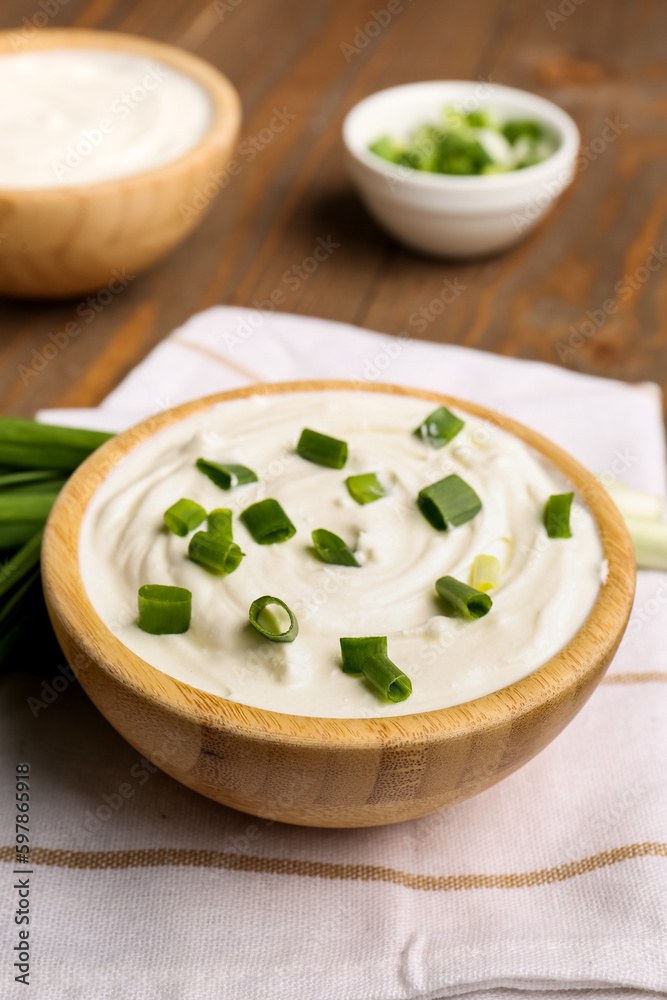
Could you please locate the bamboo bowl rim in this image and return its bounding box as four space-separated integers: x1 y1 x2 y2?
0 28 241 198
42 381 636 748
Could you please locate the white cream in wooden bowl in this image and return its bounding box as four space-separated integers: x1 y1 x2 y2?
79 390 603 718
0 49 211 188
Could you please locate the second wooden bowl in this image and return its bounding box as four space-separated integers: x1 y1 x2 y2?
42 381 636 827
0 29 241 298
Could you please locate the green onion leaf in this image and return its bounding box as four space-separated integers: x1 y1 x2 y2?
363 653 412 703
249 595 298 642
470 554 501 592
0 491 60 523
414 406 464 448
0 418 112 471
0 491 60 547
418 474 482 530
188 532 244 575
0 530 43 601
0 469 62 489
435 575 492 619
241 498 296 544
208 508 233 539
137 584 191 634
196 458 258 490
312 528 360 567
346 473 386 505
339 635 387 674
543 493 574 538
163 498 206 536
296 428 348 469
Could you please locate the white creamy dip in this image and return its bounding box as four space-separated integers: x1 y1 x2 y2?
0 49 211 188
79 390 603 718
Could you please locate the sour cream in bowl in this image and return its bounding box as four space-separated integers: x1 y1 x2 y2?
42 382 635 827
0 29 241 298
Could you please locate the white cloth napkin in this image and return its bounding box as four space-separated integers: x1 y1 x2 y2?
3 307 665 1000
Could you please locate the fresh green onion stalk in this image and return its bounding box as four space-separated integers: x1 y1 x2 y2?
0 417 114 669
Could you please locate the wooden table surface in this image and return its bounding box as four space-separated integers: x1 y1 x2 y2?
1 0 666 422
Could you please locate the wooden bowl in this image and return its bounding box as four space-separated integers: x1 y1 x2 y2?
42 381 636 828
0 29 241 299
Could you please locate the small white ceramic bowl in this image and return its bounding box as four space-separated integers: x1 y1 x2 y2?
342 81 580 258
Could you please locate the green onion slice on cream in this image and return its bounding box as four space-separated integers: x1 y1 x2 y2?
296 428 348 469
543 493 574 539
311 528 360 567
196 459 258 490
339 636 411 703
188 533 244 575
470 554 501 592
418 474 482 530
435 576 492 620
241 498 296 544
249 595 299 642
163 498 206 536
414 406 464 448
346 473 386 505
137 584 192 635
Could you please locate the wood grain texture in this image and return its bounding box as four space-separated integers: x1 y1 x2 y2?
41 382 636 827
0 0 665 423
0 28 241 298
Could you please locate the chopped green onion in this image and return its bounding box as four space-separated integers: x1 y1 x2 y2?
208 508 233 539
241 498 296 544
188 532 244 575
339 635 387 674
623 516 667 571
196 458 258 490
435 575 492 619
137 584 191 634
470 554 501 592
163 498 206 536
418 474 482 530
296 428 348 469
249 595 298 642
543 493 574 538
414 406 464 448
0 418 112 471
363 654 412 703
311 529 360 567
346 472 386 505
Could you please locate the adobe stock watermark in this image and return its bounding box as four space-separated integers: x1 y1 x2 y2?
545 0 586 30
512 117 629 233
340 0 412 63
349 276 467 385
179 107 296 223
212 0 244 19
8 0 72 50
221 234 341 352
50 64 169 183
627 579 667 637
17 267 135 385
554 245 667 362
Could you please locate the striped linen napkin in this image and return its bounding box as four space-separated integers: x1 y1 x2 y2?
2 306 664 1000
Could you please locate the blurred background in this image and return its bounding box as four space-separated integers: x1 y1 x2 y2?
1 0 665 421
